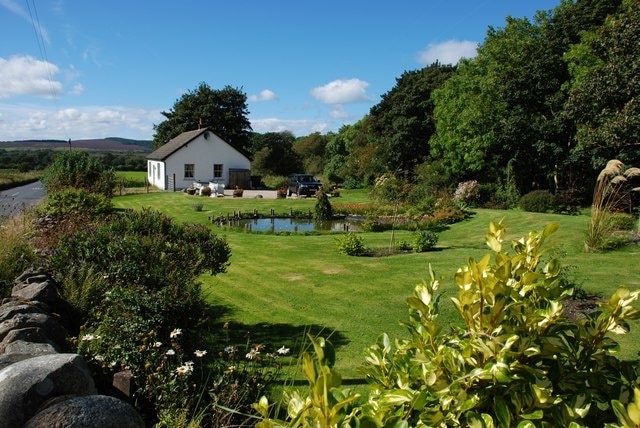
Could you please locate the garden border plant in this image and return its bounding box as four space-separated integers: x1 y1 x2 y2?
258 221 640 426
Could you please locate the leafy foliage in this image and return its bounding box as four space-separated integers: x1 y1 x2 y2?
368 63 456 174
335 233 365 256
565 1 640 170
293 132 329 176
255 335 363 427
412 230 439 252
39 188 112 219
41 150 116 197
260 221 640 426
48 209 231 291
519 190 556 213
314 189 333 221
250 131 303 176
153 82 252 152
358 221 640 426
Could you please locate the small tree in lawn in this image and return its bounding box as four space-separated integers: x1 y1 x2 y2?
585 159 640 252
371 173 411 251
314 188 333 221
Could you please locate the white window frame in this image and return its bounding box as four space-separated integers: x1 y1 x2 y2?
184 163 195 179
213 163 223 179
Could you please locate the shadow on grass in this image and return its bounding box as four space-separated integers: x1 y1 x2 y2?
206 319 349 354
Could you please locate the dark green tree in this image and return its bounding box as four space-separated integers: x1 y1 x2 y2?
431 2 620 196
565 0 640 170
250 131 302 176
368 63 456 175
293 132 329 176
152 82 252 152
323 129 350 184
314 189 333 221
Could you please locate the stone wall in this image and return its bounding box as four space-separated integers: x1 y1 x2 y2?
0 268 144 427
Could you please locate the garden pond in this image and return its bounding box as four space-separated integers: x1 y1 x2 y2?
225 216 363 232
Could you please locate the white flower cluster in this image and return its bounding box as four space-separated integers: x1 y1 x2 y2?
175 361 194 376
81 334 101 341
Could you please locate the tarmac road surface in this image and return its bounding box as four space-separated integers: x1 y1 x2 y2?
0 180 46 220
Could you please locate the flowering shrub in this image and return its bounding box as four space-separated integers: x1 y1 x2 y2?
77 288 198 418
205 338 289 426
453 179 480 206
332 202 380 217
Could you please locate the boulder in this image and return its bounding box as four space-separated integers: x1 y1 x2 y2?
24 395 145 428
0 312 67 345
0 327 58 353
13 268 47 285
0 353 96 428
0 353 32 371
0 301 47 323
2 340 58 357
11 277 61 307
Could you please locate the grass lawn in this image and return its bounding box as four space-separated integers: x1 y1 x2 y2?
113 190 640 379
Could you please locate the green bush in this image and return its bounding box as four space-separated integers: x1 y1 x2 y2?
78 286 200 418
335 233 365 256
48 209 230 290
261 175 287 190
412 230 438 252
259 222 640 426
0 223 35 298
519 189 555 212
314 189 333 221
39 188 112 219
608 212 637 231
42 150 116 197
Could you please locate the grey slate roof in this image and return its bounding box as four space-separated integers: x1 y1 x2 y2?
146 128 251 161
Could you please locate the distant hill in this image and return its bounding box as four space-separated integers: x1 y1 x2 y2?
0 138 153 153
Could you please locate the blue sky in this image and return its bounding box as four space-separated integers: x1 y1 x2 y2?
1 0 560 141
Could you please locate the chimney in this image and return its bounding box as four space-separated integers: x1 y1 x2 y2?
198 117 204 129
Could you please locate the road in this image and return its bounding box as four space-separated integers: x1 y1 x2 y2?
0 181 46 220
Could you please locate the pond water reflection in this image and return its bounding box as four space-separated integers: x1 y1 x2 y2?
236 217 362 232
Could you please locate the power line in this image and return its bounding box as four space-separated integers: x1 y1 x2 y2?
24 0 70 141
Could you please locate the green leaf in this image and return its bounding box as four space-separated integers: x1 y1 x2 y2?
495 395 512 427
611 399 635 427
486 233 502 252
542 222 559 238
521 409 544 420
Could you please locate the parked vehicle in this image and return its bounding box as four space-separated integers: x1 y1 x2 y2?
286 174 322 197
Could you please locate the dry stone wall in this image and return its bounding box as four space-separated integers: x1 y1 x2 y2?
0 268 144 427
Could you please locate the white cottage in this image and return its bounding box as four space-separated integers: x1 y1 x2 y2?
146 128 251 191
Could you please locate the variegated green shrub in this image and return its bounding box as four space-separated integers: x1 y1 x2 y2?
257 221 640 427
360 220 640 427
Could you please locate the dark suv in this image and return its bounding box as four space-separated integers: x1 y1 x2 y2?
286 174 322 197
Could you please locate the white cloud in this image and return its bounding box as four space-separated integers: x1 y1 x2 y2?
329 105 349 119
69 83 84 95
248 89 277 103
250 117 329 136
417 40 478 65
0 55 63 99
0 103 163 140
311 78 371 104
